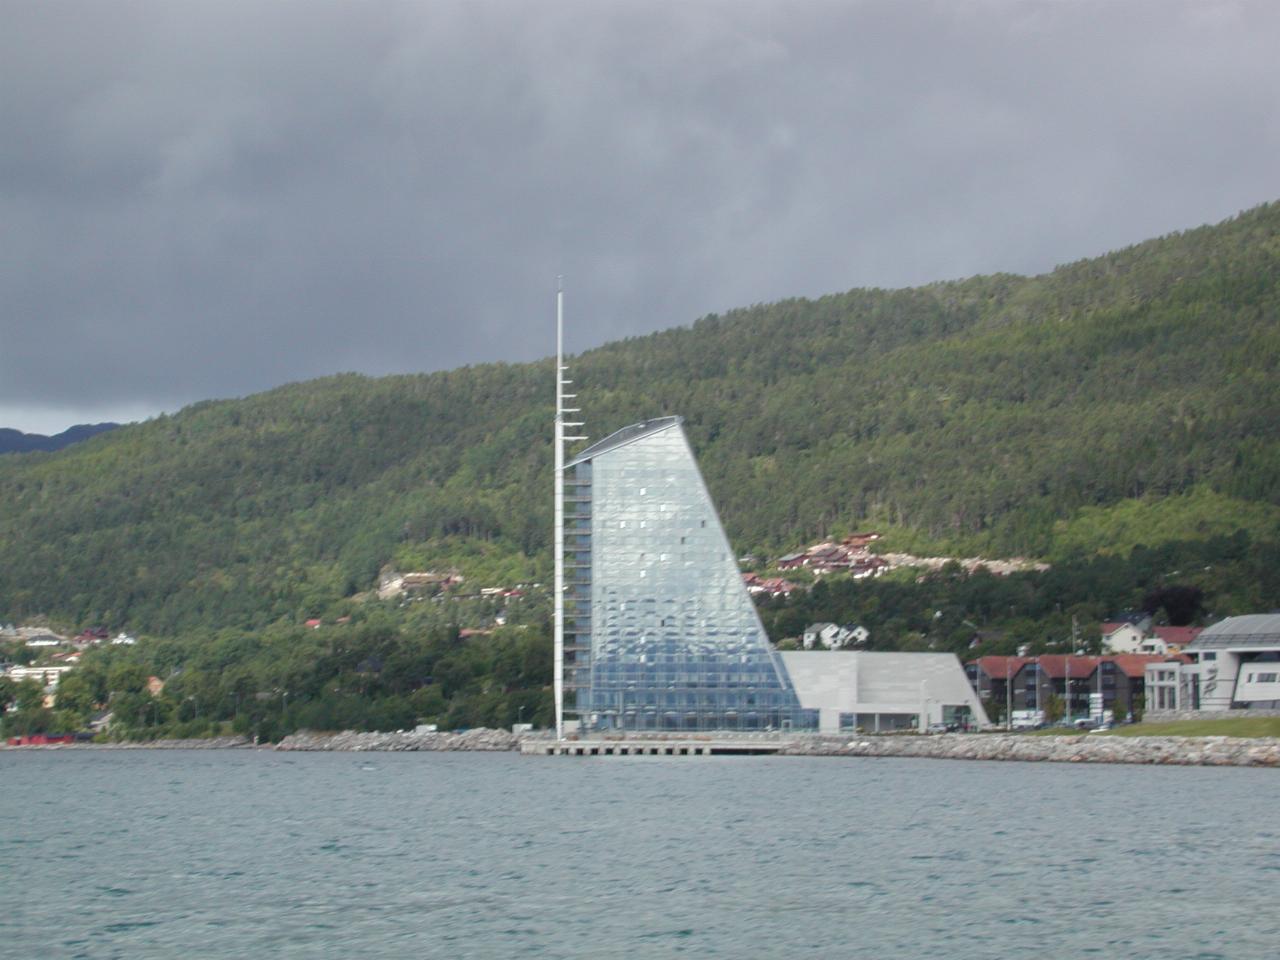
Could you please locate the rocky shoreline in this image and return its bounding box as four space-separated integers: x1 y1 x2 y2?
274 728 1280 766
275 727 520 752
782 733 1280 766
6 729 1278 766
1 735 257 750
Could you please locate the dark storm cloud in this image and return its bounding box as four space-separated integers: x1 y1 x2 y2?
2 1 1278 431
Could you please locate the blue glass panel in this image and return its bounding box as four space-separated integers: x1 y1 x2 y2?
567 420 814 732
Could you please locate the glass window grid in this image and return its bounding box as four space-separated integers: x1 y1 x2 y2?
569 423 814 732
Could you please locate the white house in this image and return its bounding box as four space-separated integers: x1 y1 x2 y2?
1100 622 1146 653
802 622 870 650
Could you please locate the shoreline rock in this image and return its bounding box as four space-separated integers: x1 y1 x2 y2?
1 736 256 750
275 727 519 752
780 733 1280 767
7 730 1277 766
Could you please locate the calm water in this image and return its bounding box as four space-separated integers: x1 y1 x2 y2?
1 750 1278 959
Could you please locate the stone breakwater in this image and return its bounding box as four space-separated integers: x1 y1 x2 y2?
781 733 1280 767
275 727 519 752
273 729 1280 766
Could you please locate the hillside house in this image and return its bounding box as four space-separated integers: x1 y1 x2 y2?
802 622 870 650
1102 622 1202 655
742 573 799 598
1100 622 1146 653
850 557 889 580
1146 626 1202 654
774 534 889 577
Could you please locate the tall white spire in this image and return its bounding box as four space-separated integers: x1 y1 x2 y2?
554 279 586 741
554 279 565 741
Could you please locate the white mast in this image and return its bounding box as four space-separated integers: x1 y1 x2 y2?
554 279 586 743
554 280 565 741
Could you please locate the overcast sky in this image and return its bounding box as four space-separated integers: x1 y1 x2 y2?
3 1 1278 434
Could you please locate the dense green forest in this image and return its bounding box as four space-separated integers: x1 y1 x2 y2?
5 532 1275 741
1 605 553 742
2 201 1279 738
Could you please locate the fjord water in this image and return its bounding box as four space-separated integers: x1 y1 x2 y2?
2 751 1277 959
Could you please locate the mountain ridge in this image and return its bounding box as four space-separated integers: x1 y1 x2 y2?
0 423 119 455
1 201 1277 633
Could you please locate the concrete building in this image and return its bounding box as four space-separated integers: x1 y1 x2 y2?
1164 615 1280 712
781 651 989 733
1146 659 1200 712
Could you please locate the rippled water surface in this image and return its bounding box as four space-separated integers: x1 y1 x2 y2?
2 750 1278 958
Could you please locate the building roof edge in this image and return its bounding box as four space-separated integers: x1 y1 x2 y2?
566 416 684 467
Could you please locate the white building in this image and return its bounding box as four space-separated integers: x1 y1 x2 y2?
1101 622 1147 654
5 664 74 687
1149 615 1280 713
780 651 990 733
801 623 869 650
1104 622 1202 655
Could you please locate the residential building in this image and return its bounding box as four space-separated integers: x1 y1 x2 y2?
967 653 1171 720
1147 626 1202 655
742 573 798 598
1100 622 1146 654
802 622 869 650
5 665 74 687
1102 621 1202 655
967 656 1031 709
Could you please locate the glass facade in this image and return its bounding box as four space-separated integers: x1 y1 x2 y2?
564 417 815 732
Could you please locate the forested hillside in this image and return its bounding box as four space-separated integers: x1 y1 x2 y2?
2 201 1278 635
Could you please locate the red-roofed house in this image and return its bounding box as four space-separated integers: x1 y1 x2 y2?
969 653 1171 720
1102 622 1203 655
1147 626 1202 654
966 656 1031 708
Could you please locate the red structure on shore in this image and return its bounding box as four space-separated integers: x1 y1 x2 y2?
5 733 77 746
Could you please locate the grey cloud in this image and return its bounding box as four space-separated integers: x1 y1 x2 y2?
2 1 1278 431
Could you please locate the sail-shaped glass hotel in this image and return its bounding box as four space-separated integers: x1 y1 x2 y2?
562 417 817 732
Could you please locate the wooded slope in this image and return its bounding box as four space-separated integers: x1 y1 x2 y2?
2 202 1277 632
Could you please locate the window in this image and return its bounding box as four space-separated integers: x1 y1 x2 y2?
1202 652 1217 661
1259 673 1278 683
